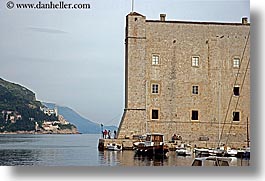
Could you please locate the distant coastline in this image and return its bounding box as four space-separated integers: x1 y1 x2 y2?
0 130 80 134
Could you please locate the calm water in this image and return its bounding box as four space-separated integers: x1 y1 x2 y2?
0 134 250 166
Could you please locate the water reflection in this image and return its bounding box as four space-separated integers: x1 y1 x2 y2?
134 156 168 166
0 134 99 166
98 150 250 166
0 149 41 166
98 150 123 166
0 134 250 166
98 150 193 166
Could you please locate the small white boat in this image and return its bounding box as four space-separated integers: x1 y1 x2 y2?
133 141 145 147
176 147 192 156
206 147 225 156
236 147 250 159
192 156 232 166
106 143 122 151
176 144 192 156
225 147 238 157
193 148 210 157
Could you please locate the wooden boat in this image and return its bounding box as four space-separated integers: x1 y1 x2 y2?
192 156 232 166
134 133 169 157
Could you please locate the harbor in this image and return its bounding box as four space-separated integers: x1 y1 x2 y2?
0 0 251 169
98 133 250 166
0 134 250 166
97 12 251 167
100 149 250 167
98 137 250 152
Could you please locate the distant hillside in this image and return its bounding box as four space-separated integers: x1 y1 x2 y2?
0 78 41 110
43 102 117 134
0 78 58 132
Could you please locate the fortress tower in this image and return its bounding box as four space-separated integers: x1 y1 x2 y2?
117 12 250 147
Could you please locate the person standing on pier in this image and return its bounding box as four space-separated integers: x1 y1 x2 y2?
101 124 104 138
102 130 104 139
108 130 111 139
104 129 108 139
114 130 117 139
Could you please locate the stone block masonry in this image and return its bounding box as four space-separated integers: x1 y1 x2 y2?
117 12 250 147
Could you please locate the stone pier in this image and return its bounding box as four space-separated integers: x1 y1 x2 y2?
97 138 247 151
98 138 135 151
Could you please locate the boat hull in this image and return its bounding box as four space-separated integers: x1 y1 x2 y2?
135 145 169 158
106 143 122 151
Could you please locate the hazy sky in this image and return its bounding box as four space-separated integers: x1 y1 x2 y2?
0 0 249 126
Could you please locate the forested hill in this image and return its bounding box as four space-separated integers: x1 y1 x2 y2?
0 78 57 132
0 78 41 110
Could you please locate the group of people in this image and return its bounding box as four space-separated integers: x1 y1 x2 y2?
171 134 182 141
102 129 117 139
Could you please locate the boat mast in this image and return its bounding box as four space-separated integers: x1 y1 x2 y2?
131 0 134 12
218 81 221 147
247 117 250 147
218 30 250 148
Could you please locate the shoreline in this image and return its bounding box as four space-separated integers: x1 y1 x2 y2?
0 130 80 135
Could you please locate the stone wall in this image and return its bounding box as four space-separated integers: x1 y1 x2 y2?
117 12 250 147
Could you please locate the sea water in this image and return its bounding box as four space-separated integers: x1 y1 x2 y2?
0 134 250 166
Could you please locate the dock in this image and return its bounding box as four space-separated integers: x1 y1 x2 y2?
98 138 248 151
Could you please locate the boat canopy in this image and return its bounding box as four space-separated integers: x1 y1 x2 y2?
192 157 232 166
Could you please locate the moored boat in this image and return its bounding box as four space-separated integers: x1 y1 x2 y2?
194 148 210 157
191 156 232 166
244 147 250 159
134 133 169 158
106 143 122 151
211 147 226 156
224 147 238 157
236 147 250 159
176 144 192 156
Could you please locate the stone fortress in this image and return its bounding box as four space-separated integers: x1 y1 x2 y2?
117 12 250 148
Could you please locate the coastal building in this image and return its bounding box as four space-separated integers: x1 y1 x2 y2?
35 122 40 131
117 12 250 147
9 115 16 123
42 121 59 131
58 115 70 125
40 107 58 117
1 110 23 123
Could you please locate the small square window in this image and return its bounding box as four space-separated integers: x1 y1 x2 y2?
152 84 159 94
234 86 240 96
192 56 199 67
191 110 198 120
192 86 199 94
233 112 240 121
151 109 159 120
152 55 159 65
233 58 240 68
